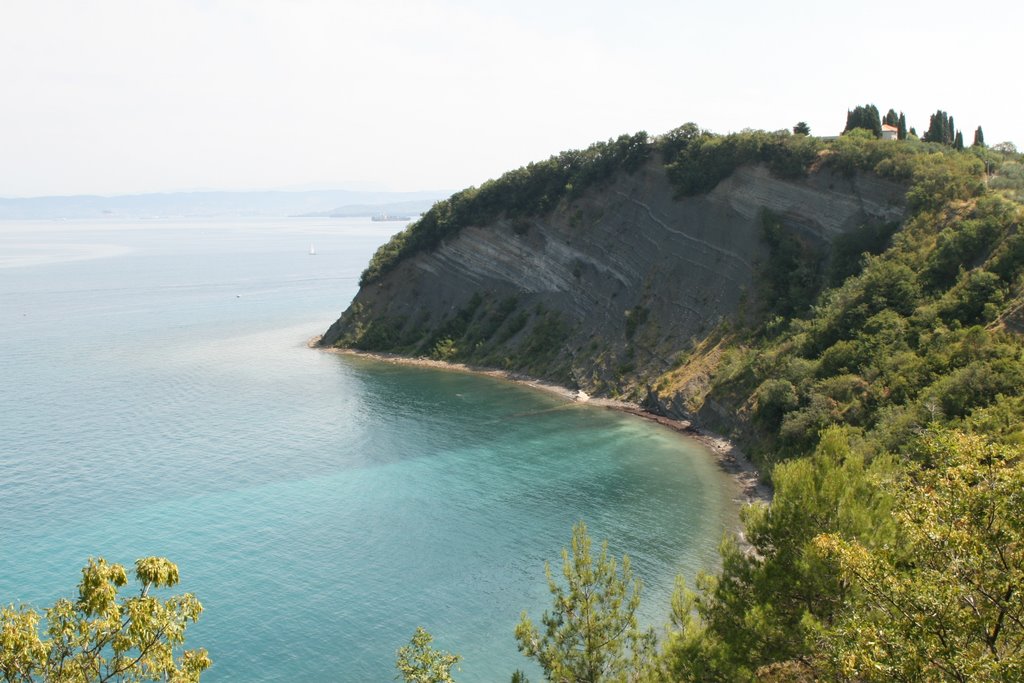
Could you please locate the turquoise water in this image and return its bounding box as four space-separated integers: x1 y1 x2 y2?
0 218 737 681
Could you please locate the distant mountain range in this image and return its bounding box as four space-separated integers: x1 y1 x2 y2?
301 199 440 218
0 189 450 220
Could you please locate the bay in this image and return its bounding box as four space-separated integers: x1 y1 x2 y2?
0 217 738 681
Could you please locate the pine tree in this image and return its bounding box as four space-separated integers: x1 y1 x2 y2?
793 121 811 136
897 112 907 140
514 522 658 682
974 125 985 147
395 628 461 683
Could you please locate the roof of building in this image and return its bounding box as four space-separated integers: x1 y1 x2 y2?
881 124 899 132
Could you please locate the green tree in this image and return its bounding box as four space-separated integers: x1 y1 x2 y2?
974 125 986 147
0 557 210 682
924 110 955 145
395 628 461 683
897 112 907 140
814 430 1024 680
883 108 898 126
514 522 656 683
792 121 810 136
955 129 965 150
753 378 799 429
844 105 882 138
663 427 898 680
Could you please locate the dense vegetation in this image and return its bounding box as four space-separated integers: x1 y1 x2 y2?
692 133 1022 468
638 124 1024 681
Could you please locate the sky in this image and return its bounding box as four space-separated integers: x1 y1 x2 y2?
1 0 1021 198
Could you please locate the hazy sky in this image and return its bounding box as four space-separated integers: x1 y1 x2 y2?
2 0 1021 197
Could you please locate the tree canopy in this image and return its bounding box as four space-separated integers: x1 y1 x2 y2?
514 522 657 683
395 628 461 683
0 557 209 683
814 430 1024 680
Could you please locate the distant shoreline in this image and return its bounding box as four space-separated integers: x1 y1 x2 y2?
309 337 770 506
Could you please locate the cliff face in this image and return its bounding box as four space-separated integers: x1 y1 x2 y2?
322 159 906 396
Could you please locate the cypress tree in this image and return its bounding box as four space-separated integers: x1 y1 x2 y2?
867 105 882 138
954 130 964 150
884 109 899 126
844 105 882 138
923 111 941 142
974 126 985 147
897 112 907 140
924 110 957 146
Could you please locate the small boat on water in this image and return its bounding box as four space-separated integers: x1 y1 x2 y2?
309 243 317 255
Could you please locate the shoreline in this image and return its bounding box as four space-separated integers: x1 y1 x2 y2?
310 337 771 505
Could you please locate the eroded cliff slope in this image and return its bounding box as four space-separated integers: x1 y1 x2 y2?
321 142 907 399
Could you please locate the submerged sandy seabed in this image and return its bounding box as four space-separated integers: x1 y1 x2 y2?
310 337 771 506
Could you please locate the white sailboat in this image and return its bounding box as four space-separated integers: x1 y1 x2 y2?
309 243 317 256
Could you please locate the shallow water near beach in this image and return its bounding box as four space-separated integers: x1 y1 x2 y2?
0 217 738 681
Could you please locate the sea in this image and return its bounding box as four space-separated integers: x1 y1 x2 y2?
0 217 739 681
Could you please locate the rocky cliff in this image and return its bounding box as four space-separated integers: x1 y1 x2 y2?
321 154 907 400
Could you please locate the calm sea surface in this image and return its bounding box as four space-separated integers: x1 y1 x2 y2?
0 218 738 681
